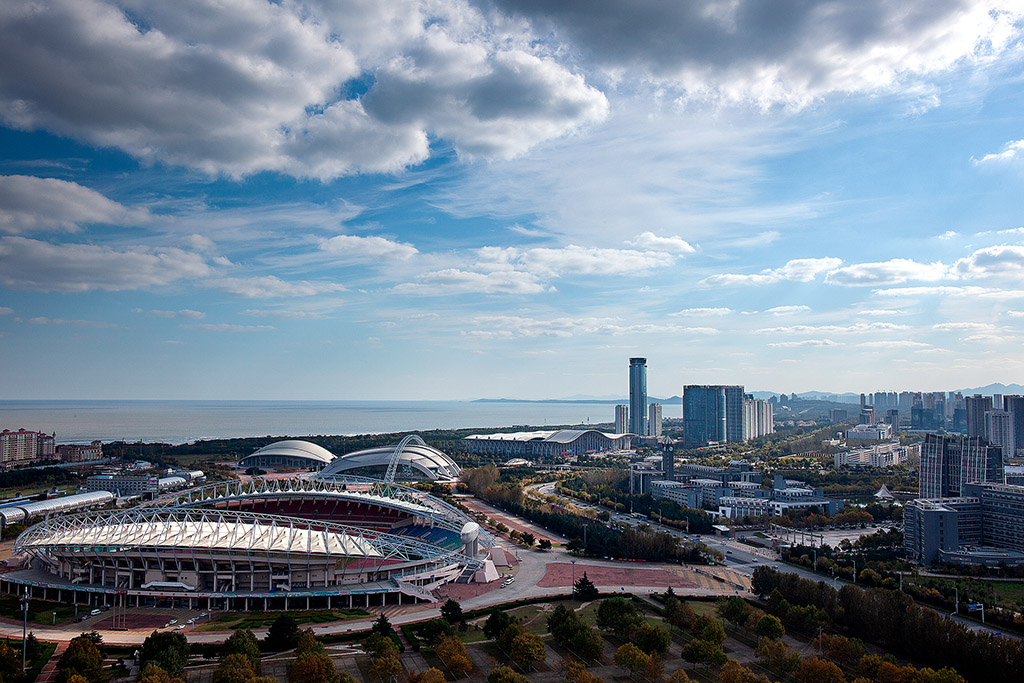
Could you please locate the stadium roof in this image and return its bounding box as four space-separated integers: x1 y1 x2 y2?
465 429 629 443
318 443 460 481
239 440 335 467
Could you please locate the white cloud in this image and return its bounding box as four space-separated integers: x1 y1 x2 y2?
757 322 908 335
394 268 548 295
973 139 1024 164
319 234 418 260
0 306 12 315
856 309 908 316
466 314 694 339
768 339 839 348
701 257 841 287
0 236 212 292
953 245 1024 279
132 308 205 320
0 174 147 233
857 340 931 349
480 244 677 278
27 316 116 328
670 307 732 317
180 323 275 332
0 0 607 179
873 285 1024 299
209 276 346 298
763 305 810 315
627 232 696 254
1006 311 1024 318
932 322 995 332
937 230 959 240
825 258 948 286
241 309 326 320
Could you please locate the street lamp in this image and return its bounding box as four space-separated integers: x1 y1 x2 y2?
20 588 29 673
570 559 577 597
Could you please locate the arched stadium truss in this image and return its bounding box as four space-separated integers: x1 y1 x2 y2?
2 473 495 611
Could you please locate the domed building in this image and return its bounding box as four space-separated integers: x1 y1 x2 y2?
238 440 335 471
317 441 461 482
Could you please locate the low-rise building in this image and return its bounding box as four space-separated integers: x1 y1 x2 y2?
834 441 918 468
846 423 893 442
57 440 104 463
465 429 633 459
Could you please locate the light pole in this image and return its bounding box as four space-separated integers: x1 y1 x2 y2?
20 588 29 673
571 560 577 597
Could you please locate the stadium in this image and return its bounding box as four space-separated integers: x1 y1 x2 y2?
0 437 497 611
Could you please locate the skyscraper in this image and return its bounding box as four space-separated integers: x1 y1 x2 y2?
683 384 745 446
966 395 993 439
1003 396 1024 457
614 404 629 433
986 410 1016 459
919 433 1002 498
629 357 647 436
648 403 662 437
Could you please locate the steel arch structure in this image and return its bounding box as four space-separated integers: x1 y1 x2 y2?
138 474 496 549
385 434 427 483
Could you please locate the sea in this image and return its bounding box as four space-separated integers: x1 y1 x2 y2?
0 400 652 445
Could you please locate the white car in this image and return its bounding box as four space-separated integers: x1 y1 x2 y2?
168 619 178 625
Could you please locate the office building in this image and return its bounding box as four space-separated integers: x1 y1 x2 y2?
661 447 674 481
966 395 993 439
1004 396 1024 456
682 384 745 446
648 403 662 437
829 408 849 423
918 433 1002 499
466 429 633 459
614 404 629 434
846 423 893 441
629 358 647 437
834 441 917 468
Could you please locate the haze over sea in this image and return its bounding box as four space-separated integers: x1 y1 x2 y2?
0 400 664 446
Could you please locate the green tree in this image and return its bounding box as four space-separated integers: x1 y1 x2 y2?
139 631 189 678
289 651 337 683
223 629 261 669
368 653 401 682
595 596 640 638
521 532 536 547
483 609 515 640
538 539 552 550
0 640 21 683
136 663 184 683
682 638 725 671
614 643 662 679
266 613 300 651
755 638 801 676
755 614 785 640
719 596 751 627
57 635 103 683
633 622 671 656
441 598 463 624
573 572 599 600
487 665 530 683
214 654 257 683
371 613 395 638
363 633 399 660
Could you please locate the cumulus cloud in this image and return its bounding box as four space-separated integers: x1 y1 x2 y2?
763 305 810 315
0 236 212 292
701 257 841 286
627 232 696 254
937 230 960 240
973 139 1024 164
825 258 948 286
319 234 418 260
953 245 1024 279
477 244 677 278
132 308 205 319
0 0 607 178
209 276 346 298
0 175 147 233
491 0 1022 107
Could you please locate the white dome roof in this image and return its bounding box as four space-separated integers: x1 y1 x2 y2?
240 440 335 467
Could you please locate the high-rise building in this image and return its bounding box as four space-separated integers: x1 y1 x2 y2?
986 410 1016 459
966 395 993 439
662 446 674 481
648 403 662 437
614 404 629 433
919 433 1002 499
1003 396 1024 457
683 385 745 446
628 357 647 436
742 397 774 440
0 429 56 470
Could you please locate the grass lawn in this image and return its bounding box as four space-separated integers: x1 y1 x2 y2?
0 595 78 625
686 600 720 618
196 608 371 631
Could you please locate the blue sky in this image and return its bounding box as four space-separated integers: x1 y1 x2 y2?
1 0 1024 400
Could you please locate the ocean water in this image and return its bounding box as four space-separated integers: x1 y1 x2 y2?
0 400 629 445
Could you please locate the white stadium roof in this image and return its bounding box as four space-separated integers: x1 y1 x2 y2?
239 440 335 467
318 443 461 481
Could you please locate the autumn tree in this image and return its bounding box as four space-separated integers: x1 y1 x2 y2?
214 654 257 683
408 669 447 683
223 629 262 670
614 643 662 680
511 630 546 670
436 636 472 678
136 664 184 683
57 634 104 683
564 659 604 683
487 666 530 683
796 656 845 683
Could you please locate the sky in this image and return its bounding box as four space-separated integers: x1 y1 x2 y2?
1 0 1024 400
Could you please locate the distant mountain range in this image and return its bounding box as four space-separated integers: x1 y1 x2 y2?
476 383 1024 405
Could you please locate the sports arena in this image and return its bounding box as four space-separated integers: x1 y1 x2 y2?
0 436 498 611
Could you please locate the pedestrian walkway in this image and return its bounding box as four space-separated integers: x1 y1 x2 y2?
36 641 67 683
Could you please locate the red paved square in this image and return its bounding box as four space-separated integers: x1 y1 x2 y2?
537 562 698 588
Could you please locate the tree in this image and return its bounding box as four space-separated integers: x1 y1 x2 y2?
511 631 546 670
633 622 671 656
682 639 726 671
295 630 323 657
694 616 726 647
436 636 472 678
755 614 785 640
719 596 751 627
57 635 103 683
538 539 552 550
668 669 692 683
483 609 515 640
720 659 770 683
751 565 777 597
418 618 455 646
487 666 530 683
565 659 604 683
0 640 21 683
289 651 337 683
595 596 640 638
573 572 599 601
368 653 401 682
223 629 261 669
755 638 801 676
614 643 662 679
136 663 183 683
664 597 696 629
26 632 42 662
521 532 536 547
441 598 464 625
796 657 846 683
266 613 300 651
408 669 447 683
568 626 604 662
363 633 399 660
214 654 257 683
